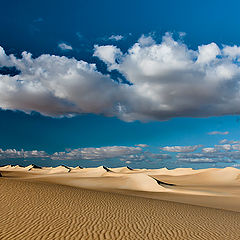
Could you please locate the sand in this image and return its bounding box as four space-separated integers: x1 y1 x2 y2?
1 165 240 239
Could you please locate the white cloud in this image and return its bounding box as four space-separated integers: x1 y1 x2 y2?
196 43 220 64
202 147 216 153
0 148 48 159
232 163 240 168
109 35 124 41
0 49 123 117
3 33 240 121
223 45 240 59
219 139 228 144
51 146 142 160
214 144 232 151
178 158 220 163
58 43 73 51
95 33 240 121
232 144 240 151
138 35 156 46
177 149 240 163
208 131 229 135
135 144 149 147
0 145 171 163
219 139 240 144
119 152 171 163
178 157 233 163
93 45 122 68
179 32 186 38
160 145 202 153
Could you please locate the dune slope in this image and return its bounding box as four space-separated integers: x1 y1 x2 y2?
1 178 240 240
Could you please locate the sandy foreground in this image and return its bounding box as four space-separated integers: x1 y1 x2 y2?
1 165 240 239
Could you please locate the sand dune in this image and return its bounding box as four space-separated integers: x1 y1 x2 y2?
70 166 83 173
1 165 240 239
1 178 240 240
1 165 240 212
150 167 240 186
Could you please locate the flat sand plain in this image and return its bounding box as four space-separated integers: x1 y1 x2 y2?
1 165 240 239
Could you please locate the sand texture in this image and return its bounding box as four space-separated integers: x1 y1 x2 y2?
1 166 240 239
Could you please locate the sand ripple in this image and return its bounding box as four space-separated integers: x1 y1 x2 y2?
1 178 240 240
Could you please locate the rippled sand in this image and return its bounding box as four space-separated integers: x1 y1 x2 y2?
1 165 240 239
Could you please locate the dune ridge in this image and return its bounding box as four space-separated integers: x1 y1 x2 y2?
1 165 240 211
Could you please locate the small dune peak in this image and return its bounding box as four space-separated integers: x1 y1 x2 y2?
75 166 83 169
222 167 240 172
70 166 84 172
127 166 133 170
161 167 169 171
101 166 112 172
28 164 42 171
53 165 71 173
150 176 176 187
14 165 24 168
60 165 71 172
59 165 70 168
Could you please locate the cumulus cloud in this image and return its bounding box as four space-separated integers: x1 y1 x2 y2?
58 43 73 51
208 131 229 135
93 45 122 68
202 144 232 153
135 144 149 147
138 34 156 46
202 147 217 153
0 148 48 160
178 158 226 163
214 144 232 151
177 148 240 163
3 33 240 121
119 152 171 164
202 141 240 153
222 45 240 59
0 145 170 162
109 35 124 41
0 47 122 117
161 145 202 153
51 146 142 160
232 144 240 150
219 139 240 144
196 43 220 64
94 33 240 121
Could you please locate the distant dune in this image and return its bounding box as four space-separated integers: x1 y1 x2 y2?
1 165 240 239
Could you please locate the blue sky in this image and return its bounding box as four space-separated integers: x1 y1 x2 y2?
1 0 240 168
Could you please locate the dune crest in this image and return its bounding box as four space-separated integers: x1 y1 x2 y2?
1 165 240 212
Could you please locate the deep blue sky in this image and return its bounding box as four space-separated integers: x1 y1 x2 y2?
1 0 240 168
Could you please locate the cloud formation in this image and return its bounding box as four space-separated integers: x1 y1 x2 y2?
109 35 124 41
161 145 202 153
1 142 240 165
177 144 240 163
219 139 240 144
0 146 171 163
135 144 149 148
208 131 229 135
0 149 48 160
51 146 143 161
58 43 73 51
3 33 240 121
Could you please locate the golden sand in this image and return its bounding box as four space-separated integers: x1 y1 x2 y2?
1 166 240 239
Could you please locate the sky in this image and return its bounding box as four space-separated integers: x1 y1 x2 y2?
1 0 240 168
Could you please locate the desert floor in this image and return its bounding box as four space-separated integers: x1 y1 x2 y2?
1 165 240 239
